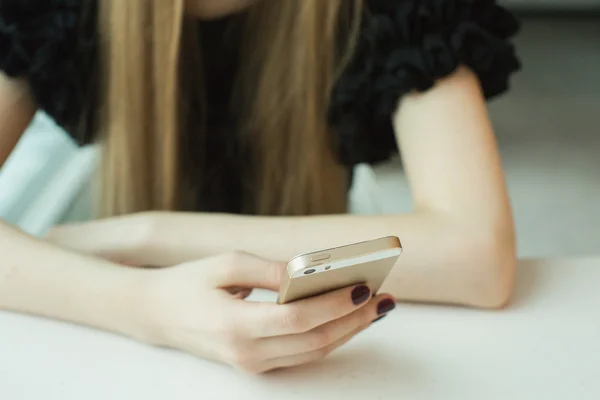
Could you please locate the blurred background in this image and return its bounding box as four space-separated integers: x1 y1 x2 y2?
1 0 598 258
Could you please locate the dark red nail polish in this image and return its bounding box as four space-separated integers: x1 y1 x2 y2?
351 285 371 305
372 315 387 323
377 298 396 315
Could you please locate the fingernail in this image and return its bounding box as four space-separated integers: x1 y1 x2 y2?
377 298 396 315
372 315 387 323
351 285 371 305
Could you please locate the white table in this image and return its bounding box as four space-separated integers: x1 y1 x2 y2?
1 258 599 400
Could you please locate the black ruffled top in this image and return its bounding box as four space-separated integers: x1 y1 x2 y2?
0 0 521 212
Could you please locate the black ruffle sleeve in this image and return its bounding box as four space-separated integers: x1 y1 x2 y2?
0 0 98 142
329 0 522 166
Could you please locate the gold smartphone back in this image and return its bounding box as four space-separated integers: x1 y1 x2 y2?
277 236 402 304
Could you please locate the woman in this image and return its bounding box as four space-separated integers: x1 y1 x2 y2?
0 0 521 373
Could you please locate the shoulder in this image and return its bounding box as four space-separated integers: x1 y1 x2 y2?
0 0 98 140
329 0 521 165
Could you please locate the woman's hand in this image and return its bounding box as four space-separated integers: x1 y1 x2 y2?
139 252 395 374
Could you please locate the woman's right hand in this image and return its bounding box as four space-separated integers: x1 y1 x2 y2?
137 252 395 374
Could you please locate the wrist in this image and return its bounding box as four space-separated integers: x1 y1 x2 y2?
68 258 156 342
128 267 176 347
109 266 155 343
104 211 163 267
135 211 214 266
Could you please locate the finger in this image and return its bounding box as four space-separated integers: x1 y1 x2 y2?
257 324 367 374
255 294 393 358
207 252 285 292
239 284 374 337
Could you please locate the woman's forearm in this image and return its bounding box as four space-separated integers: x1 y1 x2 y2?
147 210 515 309
47 208 515 308
0 221 146 340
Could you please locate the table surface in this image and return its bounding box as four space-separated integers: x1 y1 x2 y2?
1 258 599 400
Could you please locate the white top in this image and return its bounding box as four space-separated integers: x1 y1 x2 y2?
1 258 599 400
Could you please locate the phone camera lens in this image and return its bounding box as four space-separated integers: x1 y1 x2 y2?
304 269 316 275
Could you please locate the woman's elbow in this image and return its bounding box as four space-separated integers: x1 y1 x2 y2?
462 221 517 310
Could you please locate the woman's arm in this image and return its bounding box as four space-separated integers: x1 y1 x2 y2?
0 222 146 339
50 67 516 309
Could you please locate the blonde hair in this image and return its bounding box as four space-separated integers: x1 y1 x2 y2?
97 0 363 217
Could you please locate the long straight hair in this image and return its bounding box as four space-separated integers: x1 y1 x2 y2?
97 0 363 217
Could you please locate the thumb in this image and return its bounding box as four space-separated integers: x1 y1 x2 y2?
208 252 286 292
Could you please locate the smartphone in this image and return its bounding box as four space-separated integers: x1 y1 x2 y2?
277 236 402 304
